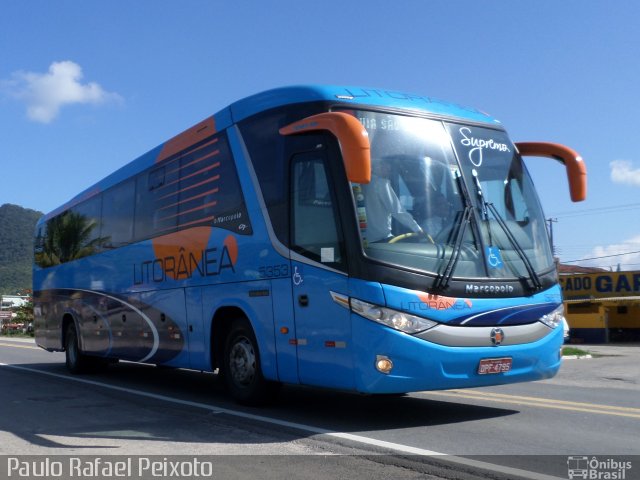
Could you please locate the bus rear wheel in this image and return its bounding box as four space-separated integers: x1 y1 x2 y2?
65 322 91 374
222 319 279 405
65 322 108 373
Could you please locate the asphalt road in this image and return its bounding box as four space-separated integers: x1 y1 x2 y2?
1 336 638 480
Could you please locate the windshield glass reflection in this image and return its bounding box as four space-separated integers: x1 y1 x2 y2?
346 110 554 282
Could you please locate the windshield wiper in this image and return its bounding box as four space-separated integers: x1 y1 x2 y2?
469 168 542 291
433 205 473 292
485 202 543 291
471 169 488 220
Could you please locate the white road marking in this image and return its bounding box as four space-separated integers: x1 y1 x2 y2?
0 362 562 480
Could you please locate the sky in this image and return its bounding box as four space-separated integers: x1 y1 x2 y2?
1 0 640 271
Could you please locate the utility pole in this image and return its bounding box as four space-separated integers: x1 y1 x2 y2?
547 218 558 257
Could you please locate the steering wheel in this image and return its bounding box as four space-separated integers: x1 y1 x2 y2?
387 231 435 244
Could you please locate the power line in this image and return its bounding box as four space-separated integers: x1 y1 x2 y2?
563 249 640 264
550 202 640 219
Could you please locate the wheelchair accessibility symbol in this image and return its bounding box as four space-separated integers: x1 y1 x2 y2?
485 246 504 270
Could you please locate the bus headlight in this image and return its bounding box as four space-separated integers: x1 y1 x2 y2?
539 304 565 329
350 298 437 334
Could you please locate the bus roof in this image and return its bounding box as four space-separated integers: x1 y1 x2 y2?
226 85 499 126
41 85 499 221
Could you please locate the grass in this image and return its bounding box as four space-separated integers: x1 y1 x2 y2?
562 346 591 357
0 331 34 338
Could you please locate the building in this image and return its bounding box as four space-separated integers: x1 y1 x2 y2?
560 270 640 343
0 295 29 322
1 295 29 309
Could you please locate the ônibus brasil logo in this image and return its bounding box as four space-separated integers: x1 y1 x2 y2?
567 456 632 480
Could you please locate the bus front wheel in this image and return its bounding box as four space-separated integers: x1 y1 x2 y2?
222 319 279 405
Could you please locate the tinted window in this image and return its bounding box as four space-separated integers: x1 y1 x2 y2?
102 180 135 248
71 194 103 256
178 134 252 234
291 153 345 269
134 132 252 241
35 130 253 268
239 103 326 245
35 194 103 267
134 162 179 241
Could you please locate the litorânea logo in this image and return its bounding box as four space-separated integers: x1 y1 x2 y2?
567 456 632 479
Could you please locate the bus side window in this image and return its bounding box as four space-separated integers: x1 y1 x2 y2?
148 167 165 190
102 180 135 248
135 163 179 241
72 194 103 257
134 173 154 241
290 154 345 269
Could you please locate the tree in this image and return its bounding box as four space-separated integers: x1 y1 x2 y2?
0 204 43 294
14 300 33 322
35 211 108 267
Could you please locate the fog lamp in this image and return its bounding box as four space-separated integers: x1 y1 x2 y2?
375 355 393 374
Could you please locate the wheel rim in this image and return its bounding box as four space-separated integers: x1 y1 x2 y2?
229 336 256 386
67 330 77 366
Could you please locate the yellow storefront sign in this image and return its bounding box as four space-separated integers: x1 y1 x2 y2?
560 271 640 300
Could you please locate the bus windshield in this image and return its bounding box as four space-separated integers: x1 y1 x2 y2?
349 110 554 284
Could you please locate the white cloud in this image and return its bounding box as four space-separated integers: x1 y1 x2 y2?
4 60 122 123
580 235 640 270
610 160 640 187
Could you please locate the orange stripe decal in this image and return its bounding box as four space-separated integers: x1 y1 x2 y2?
157 166 219 191
157 117 216 164
176 215 217 229
151 226 212 280
158 201 217 222
157 188 219 210
158 176 219 201
167 150 220 175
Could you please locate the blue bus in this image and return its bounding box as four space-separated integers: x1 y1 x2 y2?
33 86 587 404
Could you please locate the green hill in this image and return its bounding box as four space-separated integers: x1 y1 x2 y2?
0 204 43 294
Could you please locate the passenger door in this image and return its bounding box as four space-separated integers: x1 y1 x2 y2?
288 137 354 390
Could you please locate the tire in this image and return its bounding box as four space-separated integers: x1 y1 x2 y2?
222 319 279 405
64 322 106 374
65 322 88 374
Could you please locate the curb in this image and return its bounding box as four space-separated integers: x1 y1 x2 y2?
562 354 593 360
0 336 36 344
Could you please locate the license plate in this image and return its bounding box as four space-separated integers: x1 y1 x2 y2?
478 357 512 375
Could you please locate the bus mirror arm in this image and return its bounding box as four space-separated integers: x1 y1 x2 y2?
515 142 587 202
279 112 372 184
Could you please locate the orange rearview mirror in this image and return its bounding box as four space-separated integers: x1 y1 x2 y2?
515 142 587 202
280 112 371 184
